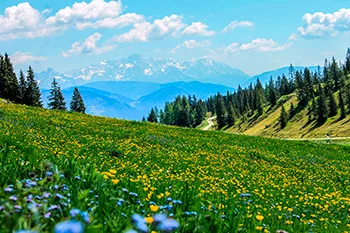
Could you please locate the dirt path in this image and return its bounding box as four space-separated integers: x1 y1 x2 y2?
203 116 216 131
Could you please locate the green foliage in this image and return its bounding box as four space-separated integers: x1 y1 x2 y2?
279 105 288 129
24 66 42 107
70 87 86 113
48 78 66 111
147 108 158 123
215 93 227 129
316 84 328 125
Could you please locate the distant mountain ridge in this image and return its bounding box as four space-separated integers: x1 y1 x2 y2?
36 55 250 89
41 81 235 120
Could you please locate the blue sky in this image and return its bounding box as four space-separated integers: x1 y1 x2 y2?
0 0 349 75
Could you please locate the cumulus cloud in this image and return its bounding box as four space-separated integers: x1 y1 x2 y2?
297 8 350 38
112 14 186 42
62 33 116 57
182 22 215 36
172 40 211 53
224 38 290 53
11 52 47 64
0 2 42 34
0 0 142 40
222 20 255 33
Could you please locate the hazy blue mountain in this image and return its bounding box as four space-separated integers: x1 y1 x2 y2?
246 66 321 86
41 87 142 120
35 55 250 89
83 81 162 99
40 81 234 120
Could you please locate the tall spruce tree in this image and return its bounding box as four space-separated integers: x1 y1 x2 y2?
215 93 227 129
339 89 346 119
48 78 66 110
289 102 295 119
0 55 4 98
279 105 288 129
328 90 338 117
345 48 350 74
70 87 86 113
316 84 328 125
18 70 27 104
1 53 20 102
25 66 42 107
255 79 264 115
226 102 236 126
147 108 158 123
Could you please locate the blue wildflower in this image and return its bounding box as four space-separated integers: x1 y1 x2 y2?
54 221 84 233
158 219 179 232
69 209 81 218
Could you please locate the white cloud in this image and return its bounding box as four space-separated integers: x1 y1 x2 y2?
11 52 47 64
0 0 141 40
297 8 350 38
46 0 122 25
112 14 186 42
288 33 298 41
62 33 116 57
172 39 211 53
222 20 254 33
76 13 144 30
224 38 290 53
182 22 215 36
0 2 42 34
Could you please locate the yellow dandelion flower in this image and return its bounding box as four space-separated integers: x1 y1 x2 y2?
256 215 264 221
145 216 154 224
150 205 159 212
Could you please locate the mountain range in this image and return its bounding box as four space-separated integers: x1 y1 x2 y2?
41 81 235 120
36 54 250 89
36 54 322 120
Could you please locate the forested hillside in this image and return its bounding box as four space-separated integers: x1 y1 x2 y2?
152 48 350 138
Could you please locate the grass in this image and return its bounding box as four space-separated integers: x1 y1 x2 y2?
0 101 350 232
225 92 350 139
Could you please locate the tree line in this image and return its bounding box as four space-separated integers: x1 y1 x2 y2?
148 48 350 130
0 53 86 114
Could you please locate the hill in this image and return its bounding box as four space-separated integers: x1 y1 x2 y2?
1 101 350 232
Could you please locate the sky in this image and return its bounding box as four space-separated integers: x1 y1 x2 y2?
0 0 349 76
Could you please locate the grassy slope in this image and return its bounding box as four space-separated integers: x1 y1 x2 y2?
225 92 350 139
1 102 350 232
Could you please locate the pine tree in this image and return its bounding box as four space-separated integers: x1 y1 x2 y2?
279 105 288 129
329 57 342 91
18 70 27 104
267 77 277 106
316 84 328 125
215 93 227 129
147 108 158 123
70 87 86 113
0 55 4 98
48 78 66 110
226 102 235 126
345 48 350 75
25 66 42 107
339 89 346 119
1 53 20 102
141 117 146 122
289 102 295 119
195 100 207 126
328 90 338 117
255 79 264 115
159 109 165 124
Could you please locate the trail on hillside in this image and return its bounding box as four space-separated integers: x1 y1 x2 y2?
203 116 216 131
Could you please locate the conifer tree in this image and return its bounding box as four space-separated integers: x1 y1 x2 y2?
0 55 4 98
339 89 346 119
215 93 227 129
48 78 66 110
255 79 264 115
25 66 42 107
147 108 158 123
289 102 295 119
279 105 288 129
316 84 328 125
328 90 338 117
70 87 86 113
345 48 350 75
159 109 165 124
227 103 235 126
18 70 27 104
267 77 277 106
1 53 20 102
141 117 146 122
